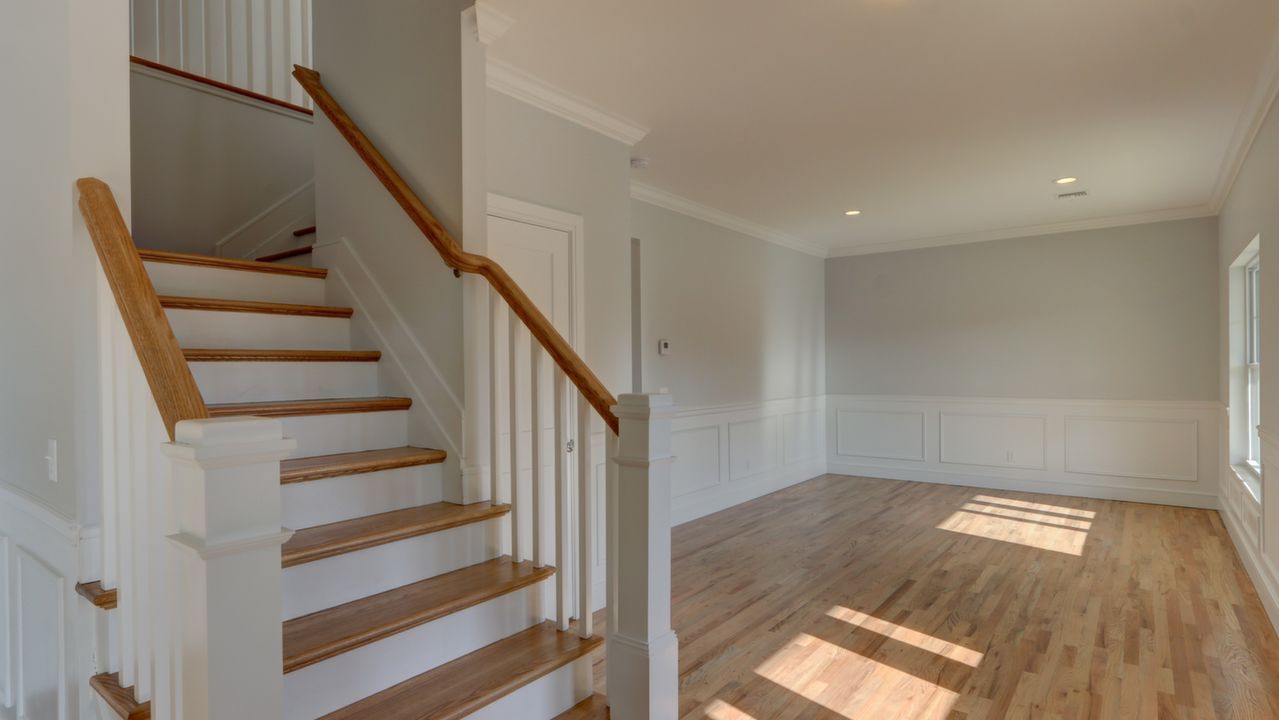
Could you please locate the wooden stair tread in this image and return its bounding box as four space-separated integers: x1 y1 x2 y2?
281 447 446 484
184 348 381 362
138 248 325 278
208 396 410 418
284 557 553 673
293 225 317 237
257 245 314 263
158 295 353 318
320 622 602 720
90 673 150 720
282 501 507 567
555 693 610 719
75 580 117 609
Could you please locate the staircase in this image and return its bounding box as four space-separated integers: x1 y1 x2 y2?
88 247 602 719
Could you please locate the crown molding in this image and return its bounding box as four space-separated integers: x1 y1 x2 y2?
1210 25 1279 211
826 204 1218 258
486 58 649 146
631 182 829 258
474 2 515 46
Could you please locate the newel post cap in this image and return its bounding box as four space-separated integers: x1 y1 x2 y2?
612 393 676 420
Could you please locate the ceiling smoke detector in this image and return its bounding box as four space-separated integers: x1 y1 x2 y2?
630 157 650 170
1056 190 1089 200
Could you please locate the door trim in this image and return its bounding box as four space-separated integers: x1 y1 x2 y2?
486 193 587 354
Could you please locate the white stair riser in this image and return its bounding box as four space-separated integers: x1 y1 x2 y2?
282 519 501 620
462 655 595 720
279 411 408 458
282 580 550 720
166 309 351 350
145 261 325 305
190 361 379 403
281 464 445 529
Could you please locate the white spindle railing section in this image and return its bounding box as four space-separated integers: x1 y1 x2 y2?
130 0 313 108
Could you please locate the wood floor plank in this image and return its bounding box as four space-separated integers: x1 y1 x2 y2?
590 474 1279 720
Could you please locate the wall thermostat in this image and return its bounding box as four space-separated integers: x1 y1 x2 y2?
657 339 671 356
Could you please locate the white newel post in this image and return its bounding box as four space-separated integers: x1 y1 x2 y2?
162 417 296 720
608 394 679 720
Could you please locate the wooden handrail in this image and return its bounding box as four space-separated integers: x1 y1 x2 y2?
130 56 314 117
77 178 209 439
291 65 620 434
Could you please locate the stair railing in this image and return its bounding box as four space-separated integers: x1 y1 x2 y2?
293 65 680 718
78 179 294 719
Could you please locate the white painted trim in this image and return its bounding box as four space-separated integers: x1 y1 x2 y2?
1219 487 1279 632
486 58 649 146
474 2 516 46
826 204 1218 258
486 193 588 356
1210 25 1279 211
631 182 829 259
129 62 314 123
0 484 78 542
213 180 316 257
832 393 1223 410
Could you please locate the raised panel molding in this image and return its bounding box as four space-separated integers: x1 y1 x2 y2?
1064 416 1198 482
939 412 1047 470
16 548 66 720
834 409 925 461
0 534 9 709
729 417 780 481
828 395 1220 509
672 427 722 498
783 411 820 464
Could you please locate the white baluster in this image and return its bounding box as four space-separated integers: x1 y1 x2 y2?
489 288 502 510
554 369 570 630
508 318 521 562
530 344 544 568
129 357 153 701
97 270 119 592
114 318 136 688
577 395 593 638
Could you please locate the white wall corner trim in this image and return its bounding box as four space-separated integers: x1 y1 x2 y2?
129 61 315 123
630 182 829 259
826 205 1219 258
474 2 516 46
827 395 1221 509
1210 24 1279 211
670 396 827 525
485 58 650 146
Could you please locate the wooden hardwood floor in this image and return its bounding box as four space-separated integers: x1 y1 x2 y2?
593 474 1279 719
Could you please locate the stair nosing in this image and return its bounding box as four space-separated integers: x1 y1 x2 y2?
283 557 554 673
75 580 118 609
319 622 602 720
256 245 315 263
282 501 508 567
184 348 381 363
90 673 151 720
159 295 353 318
280 447 447 484
207 396 411 419
138 248 326 279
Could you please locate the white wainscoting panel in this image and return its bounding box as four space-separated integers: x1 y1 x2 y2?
834 410 924 461
1220 429 1279 633
672 398 826 525
828 395 1220 508
939 413 1046 470
0 484 94 720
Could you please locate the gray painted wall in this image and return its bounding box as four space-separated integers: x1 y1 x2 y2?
632 200 826 408
486 89 633 394
826 217 1219 401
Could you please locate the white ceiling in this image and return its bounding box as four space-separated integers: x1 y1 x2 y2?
484 0 1279 256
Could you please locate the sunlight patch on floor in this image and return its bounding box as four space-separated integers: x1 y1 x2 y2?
937 509 1088 555
959 502 1093 530
753 632 960 719
702 699 760 720
971 494 1097 519
825 605 984 667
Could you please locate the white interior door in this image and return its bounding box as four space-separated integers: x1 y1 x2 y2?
488 209 576 569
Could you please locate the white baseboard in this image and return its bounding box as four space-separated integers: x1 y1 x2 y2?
1219 490 1279 633
827 394 1221 509
670 397 827 526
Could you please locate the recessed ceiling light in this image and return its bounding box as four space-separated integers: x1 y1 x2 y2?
1055 177 1079 185
844 210 862 216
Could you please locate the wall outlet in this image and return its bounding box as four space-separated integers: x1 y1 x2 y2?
45 439 58 483
657 339 672 356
